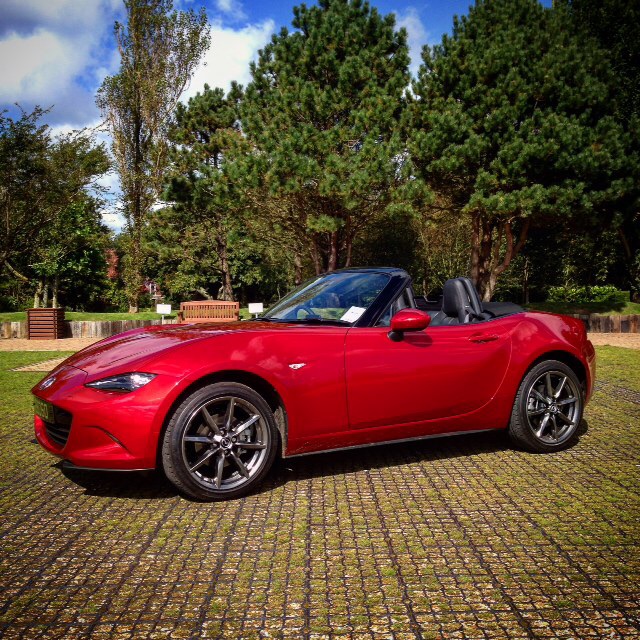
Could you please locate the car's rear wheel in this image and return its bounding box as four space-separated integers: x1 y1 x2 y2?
162 382 278 500
508 360 584 452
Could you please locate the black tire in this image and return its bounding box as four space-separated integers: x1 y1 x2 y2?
162 382 278 500
508 360 584 453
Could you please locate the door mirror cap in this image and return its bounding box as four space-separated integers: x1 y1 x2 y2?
389 309 431 341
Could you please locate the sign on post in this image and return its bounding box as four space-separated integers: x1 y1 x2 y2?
156 304 172 324
248 303 264 318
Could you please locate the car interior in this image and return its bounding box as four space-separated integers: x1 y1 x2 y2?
389 277 524 327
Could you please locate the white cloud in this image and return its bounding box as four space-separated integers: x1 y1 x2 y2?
215 0 247 22
101 211 125 233
0 29 84 102
0 0 121 125
183 19 274 99
395 7 430 78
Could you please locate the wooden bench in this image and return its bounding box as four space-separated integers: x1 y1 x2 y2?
177 301 240 323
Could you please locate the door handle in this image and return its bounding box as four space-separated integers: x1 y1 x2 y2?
469 333 499 343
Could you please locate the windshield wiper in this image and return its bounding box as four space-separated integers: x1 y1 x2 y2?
283 317 351 326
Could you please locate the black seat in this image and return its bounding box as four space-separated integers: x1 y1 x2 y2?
430 277 484 325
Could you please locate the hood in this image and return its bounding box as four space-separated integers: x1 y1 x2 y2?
59 321 295 376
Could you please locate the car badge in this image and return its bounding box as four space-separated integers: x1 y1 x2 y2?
288 363 306 370
40 375 57 390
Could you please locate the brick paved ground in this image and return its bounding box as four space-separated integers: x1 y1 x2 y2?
0 349 638 639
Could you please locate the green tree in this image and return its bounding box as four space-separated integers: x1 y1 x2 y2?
163 84 246 301
0 107 52 284
242 0 410 274
97 0 210 312
31 198 112 308
564 0 640 297
407 0 638 300
564 0 639 123
0 108 109 305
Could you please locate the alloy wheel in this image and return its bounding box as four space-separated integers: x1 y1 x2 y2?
181 395 269 491
525 370 581 445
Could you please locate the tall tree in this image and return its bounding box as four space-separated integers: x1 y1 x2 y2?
0 108 109 303
406 0 639 300
164 84 246 301
0 107 52 283
242 0 409 274
564 0 640 296
96 0 210 312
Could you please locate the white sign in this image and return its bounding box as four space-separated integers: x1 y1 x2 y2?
340 306 366 323
156 304 172 315
248 303 264 314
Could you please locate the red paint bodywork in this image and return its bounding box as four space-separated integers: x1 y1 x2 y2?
32 311 595 470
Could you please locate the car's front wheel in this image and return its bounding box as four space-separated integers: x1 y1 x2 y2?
162 382 278 500
508 360 584 452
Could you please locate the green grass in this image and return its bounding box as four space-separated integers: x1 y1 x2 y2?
0 308 252 322
0 352 74 410
526 300 640 316
594 346 640 392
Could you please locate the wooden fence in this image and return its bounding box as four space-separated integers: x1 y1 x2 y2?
1 319 178 340
566 314 640 333
1 314 639 339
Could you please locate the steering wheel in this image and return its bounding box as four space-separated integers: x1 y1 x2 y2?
282 304 321 320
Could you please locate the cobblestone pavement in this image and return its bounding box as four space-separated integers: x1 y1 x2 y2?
0 351 638 639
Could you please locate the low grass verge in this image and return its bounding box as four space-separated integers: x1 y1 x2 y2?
526 300 640 315
0 309 252 322
594 345 640 392
0 352 74 411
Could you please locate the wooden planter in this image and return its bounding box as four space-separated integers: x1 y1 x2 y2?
27 308 66 340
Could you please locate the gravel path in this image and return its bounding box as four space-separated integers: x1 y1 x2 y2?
587 333 640 349
0 337 99 351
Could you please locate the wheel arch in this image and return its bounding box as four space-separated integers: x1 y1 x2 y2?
157 369 288 466
525 350 588 392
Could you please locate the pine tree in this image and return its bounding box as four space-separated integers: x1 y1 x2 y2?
163 84 246 301
242 0 410 273
407 0 638 299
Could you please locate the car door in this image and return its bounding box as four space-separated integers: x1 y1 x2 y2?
344 317 513 431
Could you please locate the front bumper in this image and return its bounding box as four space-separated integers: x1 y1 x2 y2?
33 365 182 470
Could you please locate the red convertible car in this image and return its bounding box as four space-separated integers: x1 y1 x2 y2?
33 268 595 500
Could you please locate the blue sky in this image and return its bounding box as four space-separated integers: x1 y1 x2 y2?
0 0 550 130
0 0 550 228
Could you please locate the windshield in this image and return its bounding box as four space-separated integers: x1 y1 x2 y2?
263 271 391 325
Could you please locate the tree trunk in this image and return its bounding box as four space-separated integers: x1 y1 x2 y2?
470 214 530 301
310 239 322 275
33 279 44 308
42 276 49 307
294 252 303 286
344 234 353 268
196 287 213 300
216 228 234 301
327 230 338 272
52 275 59 308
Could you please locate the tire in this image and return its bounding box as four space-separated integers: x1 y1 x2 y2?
162 382 278 501
508 360 584 453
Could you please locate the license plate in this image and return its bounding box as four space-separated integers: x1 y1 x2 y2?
34 397 55 423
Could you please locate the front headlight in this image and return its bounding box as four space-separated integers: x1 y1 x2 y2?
85 372 156 393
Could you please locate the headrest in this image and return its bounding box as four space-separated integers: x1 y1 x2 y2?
442 278 470 318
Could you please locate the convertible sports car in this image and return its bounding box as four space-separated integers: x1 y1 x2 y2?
33 268 595 500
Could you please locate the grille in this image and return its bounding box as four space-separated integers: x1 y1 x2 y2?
44 407 73 447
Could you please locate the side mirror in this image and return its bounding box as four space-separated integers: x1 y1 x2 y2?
388 309 431 341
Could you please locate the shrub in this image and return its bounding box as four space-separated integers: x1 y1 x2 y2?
547 285 629 306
